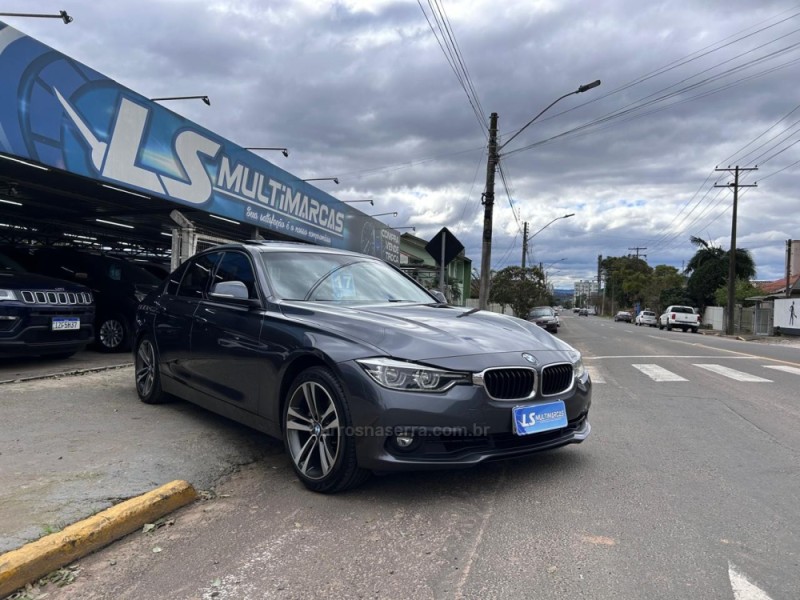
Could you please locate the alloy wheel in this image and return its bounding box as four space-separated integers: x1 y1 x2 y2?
100 318 124 349
135 339 156 398
285 381 342 480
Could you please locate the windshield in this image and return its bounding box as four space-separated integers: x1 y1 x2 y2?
260 251 434 304
0 253 26 273
530 307 554 317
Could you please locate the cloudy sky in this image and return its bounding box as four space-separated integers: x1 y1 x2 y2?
4 0 800 288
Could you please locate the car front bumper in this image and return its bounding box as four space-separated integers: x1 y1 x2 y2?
340 362 592 472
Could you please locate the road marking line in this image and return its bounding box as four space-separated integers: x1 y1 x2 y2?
584 355 757 360
693 364 772 382
729 562 773 600
586 366 605 383
764 365 800 376
632 364 687 382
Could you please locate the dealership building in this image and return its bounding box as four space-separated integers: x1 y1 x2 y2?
0 20 407 271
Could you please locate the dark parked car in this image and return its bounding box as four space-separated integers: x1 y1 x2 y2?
578 308 589 316
528 306 559 333
134 242 592 493
9 247 160 352
0 251 94 358
614 311 632 322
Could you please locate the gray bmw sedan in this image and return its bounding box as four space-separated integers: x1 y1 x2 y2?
134 242 591 493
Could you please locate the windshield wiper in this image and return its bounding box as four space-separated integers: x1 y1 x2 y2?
457 307 481 318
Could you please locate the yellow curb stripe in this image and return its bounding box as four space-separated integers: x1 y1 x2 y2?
0 480 197 598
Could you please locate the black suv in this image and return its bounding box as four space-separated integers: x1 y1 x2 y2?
0 252 95 358
8 248 160 352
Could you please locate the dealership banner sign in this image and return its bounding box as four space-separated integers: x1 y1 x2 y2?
0 22 400 262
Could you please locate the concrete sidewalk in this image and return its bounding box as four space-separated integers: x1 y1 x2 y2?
0 367 280 552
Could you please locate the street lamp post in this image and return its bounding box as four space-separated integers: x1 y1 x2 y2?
521 216 574 268
246 147 289 157
302 177 339 184
343 199 374 205
370 212 398 218
151 95 211 106
0 11 73 23
477 80 601 310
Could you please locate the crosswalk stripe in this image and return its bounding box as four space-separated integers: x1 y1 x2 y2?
764 365 800 376
586 366 605 383
693 364 772 382
632 364 687 382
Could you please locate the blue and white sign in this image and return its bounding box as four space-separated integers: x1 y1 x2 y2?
512 401 568 436
0 22 400 263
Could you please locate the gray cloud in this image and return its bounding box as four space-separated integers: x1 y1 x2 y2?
5 0 799 288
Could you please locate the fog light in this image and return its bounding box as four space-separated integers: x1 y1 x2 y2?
395 435 414 448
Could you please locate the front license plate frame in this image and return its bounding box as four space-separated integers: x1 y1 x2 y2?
512 400 568 436
52 317 80 331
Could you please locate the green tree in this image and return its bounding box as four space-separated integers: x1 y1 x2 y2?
713 279 765 306
490 266 547 318
685 237 756 308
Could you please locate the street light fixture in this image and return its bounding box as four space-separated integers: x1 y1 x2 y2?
0 11 73 23
478 79 601 310
370 212 398 218
302 177 339 184
522 215 575 268
246 147 289 157
151 95 211 106
343 199 374 205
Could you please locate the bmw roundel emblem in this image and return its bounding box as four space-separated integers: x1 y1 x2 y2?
522 353 536 365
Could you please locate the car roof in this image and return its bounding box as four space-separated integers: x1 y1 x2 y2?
203 241 378 260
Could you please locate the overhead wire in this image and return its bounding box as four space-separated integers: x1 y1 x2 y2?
417 0 487 136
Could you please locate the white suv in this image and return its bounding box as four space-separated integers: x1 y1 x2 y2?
635 310 657 327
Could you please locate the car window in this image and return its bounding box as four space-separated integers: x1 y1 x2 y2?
530 308 554 317
213 252 259 299
261 251 432 303
164 262 188 296
177 253 222 299
0 252 26 272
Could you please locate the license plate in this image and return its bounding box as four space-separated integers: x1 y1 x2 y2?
52 317 80 331
512 400 568 436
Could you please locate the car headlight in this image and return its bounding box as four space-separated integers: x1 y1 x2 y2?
357 358 471 393
134 291 147 302
0 289 18 301
571 355 586 379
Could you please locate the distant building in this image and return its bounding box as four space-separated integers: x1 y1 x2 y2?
574 279 598 306
399 232 471 306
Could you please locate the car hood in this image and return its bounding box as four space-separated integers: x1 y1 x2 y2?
0 271 90 292
279 302 575 360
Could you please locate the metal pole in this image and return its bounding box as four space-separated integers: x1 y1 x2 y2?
478 113 499 310
521 222 528 269
726 166 740 336
439 235 446 298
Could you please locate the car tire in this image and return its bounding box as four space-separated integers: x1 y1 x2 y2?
692 327 699 334
134 336 169 404
666 323 672 331
284 366 370 493
96 315 129 353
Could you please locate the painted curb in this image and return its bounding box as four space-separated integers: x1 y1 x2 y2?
0 479 197 598
0 362 133 386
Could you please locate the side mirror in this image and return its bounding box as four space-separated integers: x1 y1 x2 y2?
430 289 447 304
209 281 259 306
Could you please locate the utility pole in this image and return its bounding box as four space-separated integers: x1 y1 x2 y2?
715 165 757 335
786 239 793 298
628 246 647 260
521 222 529 269
597 254 602 314
478 112 499 310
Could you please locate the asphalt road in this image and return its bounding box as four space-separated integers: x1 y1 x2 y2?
7 316 800 599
